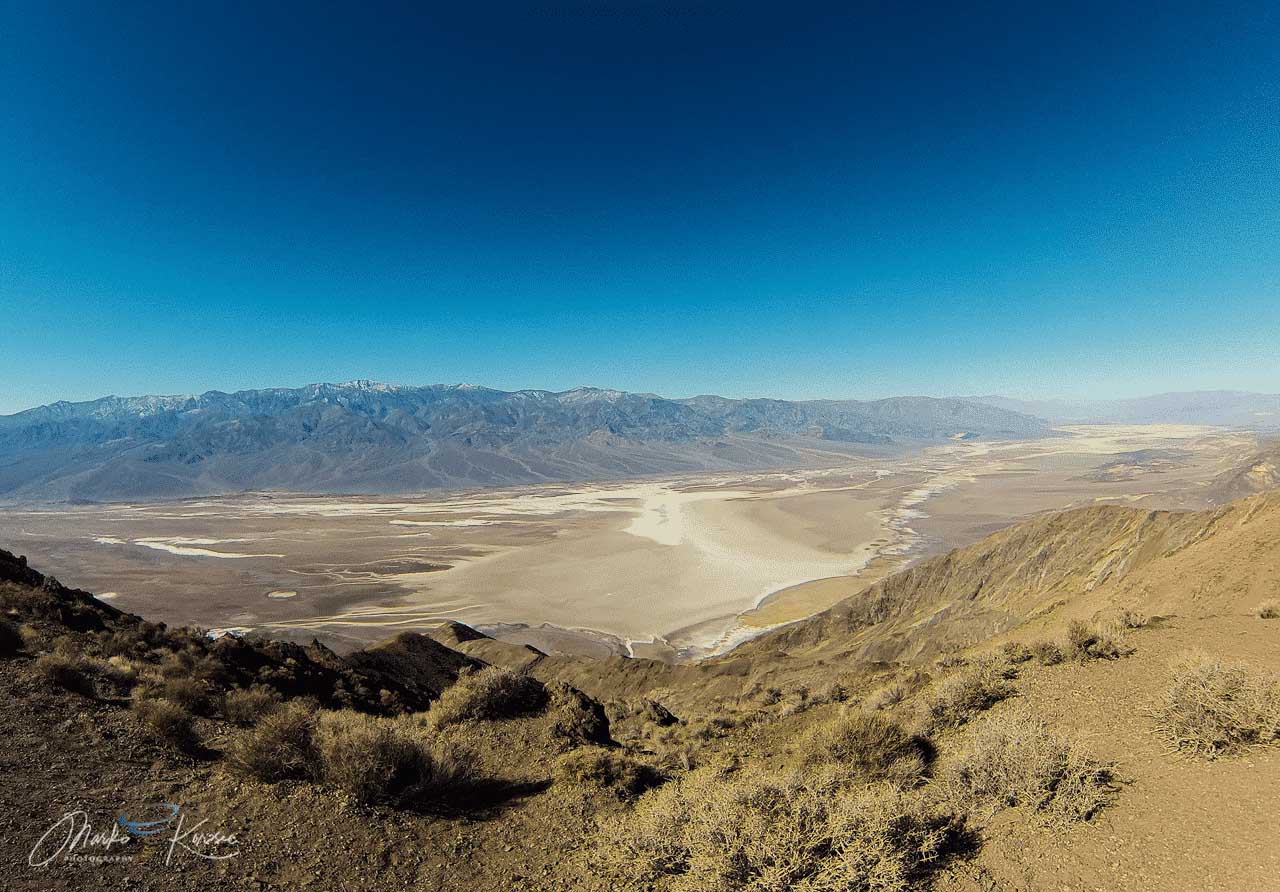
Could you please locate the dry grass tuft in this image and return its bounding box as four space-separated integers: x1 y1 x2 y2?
140 676 215 715
864 681 907 711
224 685 282 726
35 653 96 696
587 763 960 891
315 711 474 806
999 642 1033 664
1152 653 1280 757
1029 640 1064 666
556 747 666 799
87 655 137 692
1065 620 1133 662
798 712 930 787
942 711 1115 824
133 697 198 751
924 662 1015 732
226 701 318 782
429 667 547 728
1256 600 1280 620
1117 609 1149 629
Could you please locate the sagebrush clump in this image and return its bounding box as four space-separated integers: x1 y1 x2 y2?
1029 639 1064 666
1256 600 1280 620
864 681 907 711
1065 620 1133 662
429 667 547 727
798 712 930 787
999 641 1033 664
588 763 960 891
315 710 473 806
943 711 1115 824
35 653 96 696
1153 653 1280 757
556 747 665 799
140 676 215 715
133 697 198 751
226 701 318 782
924 662 1015 731
224 685 282 725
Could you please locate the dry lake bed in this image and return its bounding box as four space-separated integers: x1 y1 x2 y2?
0 425 1257 660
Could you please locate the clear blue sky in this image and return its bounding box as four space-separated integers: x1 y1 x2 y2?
2 1 1279 414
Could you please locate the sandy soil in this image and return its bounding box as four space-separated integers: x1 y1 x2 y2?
0 425 1259 659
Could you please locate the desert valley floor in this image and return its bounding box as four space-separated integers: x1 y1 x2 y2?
0 424 1258 660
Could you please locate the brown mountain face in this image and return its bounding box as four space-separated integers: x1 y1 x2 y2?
731 490 1280 668
1210 439 1280 502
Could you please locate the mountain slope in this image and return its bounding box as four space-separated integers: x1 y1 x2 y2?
1209 437 1280 502
733 489 1280 670
0 382 1050 501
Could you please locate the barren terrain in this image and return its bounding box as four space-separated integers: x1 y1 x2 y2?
0 425 1256 660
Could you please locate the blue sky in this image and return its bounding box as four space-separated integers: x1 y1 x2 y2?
2 1 1279 414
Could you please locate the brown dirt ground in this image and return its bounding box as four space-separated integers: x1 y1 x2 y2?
934 614 1280 892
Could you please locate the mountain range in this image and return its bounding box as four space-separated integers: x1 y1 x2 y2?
967 390 1280 427
0 381 1050 501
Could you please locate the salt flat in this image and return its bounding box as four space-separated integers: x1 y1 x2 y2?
0 425 1257 659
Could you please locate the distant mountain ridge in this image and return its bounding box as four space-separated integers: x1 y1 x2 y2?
0 381 1048 501
968 390 1280 427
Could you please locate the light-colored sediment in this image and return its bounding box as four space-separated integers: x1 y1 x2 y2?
0 425 1259 659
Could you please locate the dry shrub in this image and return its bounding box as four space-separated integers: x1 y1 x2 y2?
133 697 198 751
1256 600 1280 620
1117 609 1149 629
588 763 959 891
226 701 318 782
798 712 930 787
934 651 968 670
157 648 198 679
429 667 547 728
1029 640 1064 666
816 681 852 704
547 682 613 748
556 747 666 799
35 653 96 696
85 655 137 692
141 676 215 715
315 711 473 806
924 663 1015 732
1065 620 1133 662
999 642 1033 664
224 686 282 726
98 628 149 658
1153 653 1280 757
0 619 22 656
943 711 1115 824
865 681 907 711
